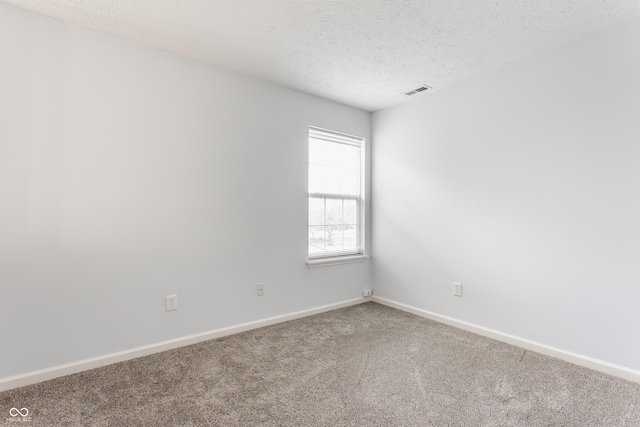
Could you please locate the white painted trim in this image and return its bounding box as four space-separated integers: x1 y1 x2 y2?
372 295 640 384
307 255 369 268
0 297 368 392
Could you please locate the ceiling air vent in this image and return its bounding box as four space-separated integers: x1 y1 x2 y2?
405 85 432 96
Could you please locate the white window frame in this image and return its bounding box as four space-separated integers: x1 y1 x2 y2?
307 126 368 267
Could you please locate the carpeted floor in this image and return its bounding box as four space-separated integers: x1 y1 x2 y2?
1 302 639 426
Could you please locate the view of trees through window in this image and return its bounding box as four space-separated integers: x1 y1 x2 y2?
308 128 363 258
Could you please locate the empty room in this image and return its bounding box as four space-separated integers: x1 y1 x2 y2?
1 0 639 425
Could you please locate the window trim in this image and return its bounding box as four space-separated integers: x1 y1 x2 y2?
306 254 369 268
307 126 366 262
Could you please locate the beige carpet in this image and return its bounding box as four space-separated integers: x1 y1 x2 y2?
1 302 639 426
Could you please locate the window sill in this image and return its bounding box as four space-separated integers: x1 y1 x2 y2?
307 255 369 268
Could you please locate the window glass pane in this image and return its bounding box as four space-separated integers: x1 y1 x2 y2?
308 197 326 256
325 198 343 227
343 198 357 225
308 196 359 256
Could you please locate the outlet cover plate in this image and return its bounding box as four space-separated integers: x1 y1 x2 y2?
453 282 463 297
166 294 178 311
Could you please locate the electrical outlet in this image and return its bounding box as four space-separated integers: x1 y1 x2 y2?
166 294 178 311
453 282 463 297
362 289 372 298
257 283 264 296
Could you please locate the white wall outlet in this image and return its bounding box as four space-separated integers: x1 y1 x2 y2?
166 294 178 311
362 289 373 297
453 282 463 297
257 283 264 296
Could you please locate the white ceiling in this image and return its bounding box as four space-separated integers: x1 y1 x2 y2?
4 0 640 111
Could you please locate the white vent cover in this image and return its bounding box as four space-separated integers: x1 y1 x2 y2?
405 85 432 96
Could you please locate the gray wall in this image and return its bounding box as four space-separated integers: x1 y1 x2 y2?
0 3 371 379
372 19 640 371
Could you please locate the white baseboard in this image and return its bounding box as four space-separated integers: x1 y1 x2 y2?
372 295 640 384
0 297 369 392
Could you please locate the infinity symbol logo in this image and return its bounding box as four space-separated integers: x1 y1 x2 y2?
9 407 29 417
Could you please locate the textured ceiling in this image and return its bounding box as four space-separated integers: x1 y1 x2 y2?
4 0 640 111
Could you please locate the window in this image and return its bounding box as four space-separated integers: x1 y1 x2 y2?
308 127 364 260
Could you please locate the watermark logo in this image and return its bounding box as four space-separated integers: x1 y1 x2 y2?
6 407 31 423
9 409 28 417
